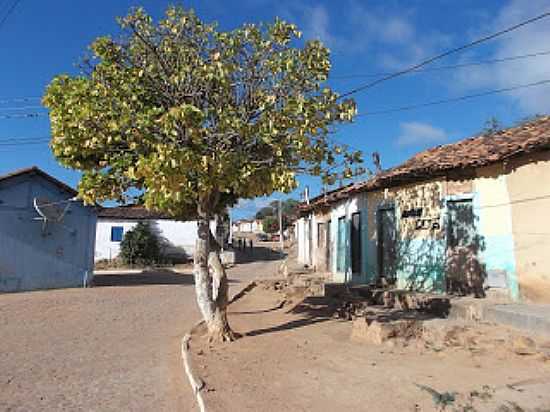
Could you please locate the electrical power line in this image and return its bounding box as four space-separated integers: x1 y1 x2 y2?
0 105 44 111
356 79 550 117
0 112 46 120
332 50 550 80
2 80 550 146
0 0 21 32
0 138 49 146
0 96 41 104
0 135 49 142
339 10 550 98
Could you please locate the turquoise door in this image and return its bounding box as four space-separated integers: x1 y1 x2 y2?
337 216 347 273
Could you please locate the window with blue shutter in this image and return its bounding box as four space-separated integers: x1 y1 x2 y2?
111 226 124 242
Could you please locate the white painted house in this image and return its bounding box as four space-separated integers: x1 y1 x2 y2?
0 167 97 292
95 205 216 262
232 219 264 234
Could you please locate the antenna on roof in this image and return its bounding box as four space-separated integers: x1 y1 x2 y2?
372 151 382 174
33 196 77 236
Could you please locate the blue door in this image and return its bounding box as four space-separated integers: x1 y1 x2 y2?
337 216 347 273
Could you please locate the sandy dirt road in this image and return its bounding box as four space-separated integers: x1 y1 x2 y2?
0 251 281 412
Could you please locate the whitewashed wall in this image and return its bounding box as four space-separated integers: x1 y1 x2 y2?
251 220 263 233
297 192 368 283
95 219 216 261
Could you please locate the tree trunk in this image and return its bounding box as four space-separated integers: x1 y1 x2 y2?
193 215 237 342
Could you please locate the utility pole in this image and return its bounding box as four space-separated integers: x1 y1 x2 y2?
278 198 284 254
228 212 233 247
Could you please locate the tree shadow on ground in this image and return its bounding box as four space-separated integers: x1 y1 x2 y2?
93 269 195 287
229 300 286 315
243 296 338 337
243 294 448 338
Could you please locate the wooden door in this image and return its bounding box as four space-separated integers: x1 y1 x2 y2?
377 207 396 280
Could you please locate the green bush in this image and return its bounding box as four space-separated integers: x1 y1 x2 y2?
119 222 162 265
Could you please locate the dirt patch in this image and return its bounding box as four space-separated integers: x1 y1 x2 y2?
190 281 550 412
0 259 282 411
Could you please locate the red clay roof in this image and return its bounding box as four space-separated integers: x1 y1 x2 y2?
0 166 78 196
302 116 550 213
97 205 171 220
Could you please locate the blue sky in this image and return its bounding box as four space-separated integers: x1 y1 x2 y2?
1 0 549 219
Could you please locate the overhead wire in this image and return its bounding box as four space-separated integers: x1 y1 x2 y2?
0 112 46 120
355 79 550 117
0 96 41 104
0 0 21 32
332 50 550 80
0 105 45 111
339 10 550 98
0 139 49 146
2 80 550 147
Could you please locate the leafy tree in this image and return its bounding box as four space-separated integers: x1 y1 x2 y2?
43 6 361 341
255 206 274 220
255 198 298 226
262 215 279 234
120 221 162 265
280 198 299 222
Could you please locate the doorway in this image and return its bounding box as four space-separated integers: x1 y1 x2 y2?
326 219 331 272
446 199 484 295
351 212 361 275
337 216 347 273
377 207 396 281
447 199 475 248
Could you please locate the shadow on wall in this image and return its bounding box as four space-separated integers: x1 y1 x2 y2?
149 221 191 264
445 200 487 297
394 236 447 293
386 185 487 296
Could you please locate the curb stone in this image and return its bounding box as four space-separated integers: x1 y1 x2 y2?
180 280 259 412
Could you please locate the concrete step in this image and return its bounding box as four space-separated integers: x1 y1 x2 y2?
485 304 550 338
449 298 550 338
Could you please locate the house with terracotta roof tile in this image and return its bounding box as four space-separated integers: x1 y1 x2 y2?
296 116 550 303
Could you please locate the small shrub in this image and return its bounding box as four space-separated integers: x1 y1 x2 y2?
119 222 162 266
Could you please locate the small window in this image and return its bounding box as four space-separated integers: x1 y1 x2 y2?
111 226 124 242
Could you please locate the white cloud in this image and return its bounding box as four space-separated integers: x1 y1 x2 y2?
452 0 550 113
281 1 448 59
302 5 334 46
396 122 448 147
283 3 360 53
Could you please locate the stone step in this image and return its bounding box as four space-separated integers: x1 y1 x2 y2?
485 304 550 338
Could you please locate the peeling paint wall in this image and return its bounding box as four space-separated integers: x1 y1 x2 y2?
505 151 550 303
473 164 518 299
297 149 550 300
367 180 446 292
310 210 331 273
